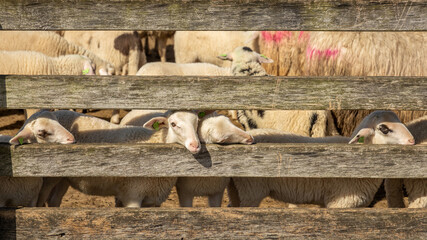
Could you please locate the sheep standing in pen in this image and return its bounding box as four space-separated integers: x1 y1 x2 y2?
59 31 146 76
121 110 255 207
0 111 75 207
228 111 415 208
36 110 201 208
258 31 427 136
385 115 427 208
0 31 115 75
0 50 98 119
174 31 260 67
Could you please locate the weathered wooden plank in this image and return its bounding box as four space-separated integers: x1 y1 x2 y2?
0 143 426 178
0 0 426 30
0 208 425 239
0 76 425 110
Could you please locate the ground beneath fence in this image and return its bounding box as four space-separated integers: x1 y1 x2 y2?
0 109 399 208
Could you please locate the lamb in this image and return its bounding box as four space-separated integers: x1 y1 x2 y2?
0 50 97 119
229 111 415 208
174 31 260 67
0 31 115 75
385 115 427 208
36 110 201 208
59 31 146 76
0 111 75 207
137 46 273 76
121 110 255 207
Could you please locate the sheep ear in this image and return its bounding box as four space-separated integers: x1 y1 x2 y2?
217 53 232 61
143 117 168 130
82 61 95 75
257 54 274 64
349 128 375 144
10 126 33 145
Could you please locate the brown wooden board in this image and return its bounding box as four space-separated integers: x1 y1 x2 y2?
0 208 426 239
0 0 426 30
0 143 426 178
0 76 426 110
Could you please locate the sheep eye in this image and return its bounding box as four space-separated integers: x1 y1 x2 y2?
378 124 392 134
37 130 51 138
171 122 176 127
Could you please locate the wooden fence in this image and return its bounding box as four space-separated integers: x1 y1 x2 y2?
0 0 426 239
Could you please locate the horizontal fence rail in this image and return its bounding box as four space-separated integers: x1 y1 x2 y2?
0 0 426 30
0 76 426 110
0 208 426 239
0 143 426 178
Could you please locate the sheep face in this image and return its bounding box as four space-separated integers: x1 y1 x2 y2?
144 111 201 154
199 114 254 145
349 111 415 145
10 112 75 145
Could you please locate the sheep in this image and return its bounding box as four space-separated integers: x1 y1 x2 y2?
258 31 427 136
0 50 97 120
174 31 260 67
137 46 273 76
36 110 201 208
0 31 115 75
235 110 340 137
229 111 415 208
385 115 427 208
60 31 146 76
121 110 255 207
0 111 75 207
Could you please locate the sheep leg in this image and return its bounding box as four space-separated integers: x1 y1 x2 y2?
157 37 167 62
110 109 121 124
47 178 70 207
177 190 194 207
37 177 63 207
208 192 224 207
384 179 406 208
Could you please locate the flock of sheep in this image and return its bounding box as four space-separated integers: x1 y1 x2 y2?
0 31 425 209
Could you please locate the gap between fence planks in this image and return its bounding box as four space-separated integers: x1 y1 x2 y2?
0 208 425 239
0 76 425 110
0 0 426 30
0 143 425 178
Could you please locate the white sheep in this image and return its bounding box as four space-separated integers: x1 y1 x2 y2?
1 111 75 207
385 115 427 208
229 111 415 208
174 31 260 67
137 46 273 76
121 110 255 207
235 110 340 137
60 31 146 76
37 110 201 208
0 50 97 119
0 31 115 75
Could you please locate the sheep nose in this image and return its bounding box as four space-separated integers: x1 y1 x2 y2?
244 135 255 144
408 138 415 145
189 142 201 153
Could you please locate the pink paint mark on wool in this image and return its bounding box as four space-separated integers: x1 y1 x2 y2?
261 31 292 43
306 45 340 60
298 31 310 42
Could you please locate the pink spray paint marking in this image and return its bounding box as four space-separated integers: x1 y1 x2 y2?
306 45 340 60
261 31 293 44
